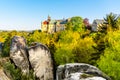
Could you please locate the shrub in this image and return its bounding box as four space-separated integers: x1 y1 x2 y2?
3 62 22 80
3 62 35 80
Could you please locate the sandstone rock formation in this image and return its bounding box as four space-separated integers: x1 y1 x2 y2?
56 63 111 80
10 36 54 80
28 42 54 80
10 36 29 75
0 69 10 80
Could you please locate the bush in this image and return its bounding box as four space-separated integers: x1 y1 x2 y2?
3 62 35 80
3 62 22 80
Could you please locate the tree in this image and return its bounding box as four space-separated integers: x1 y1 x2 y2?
104 13 119 30
66 16 85 32
54 30 80 65
116 17 120 29
83 18 91 30
73 37 98 64
97 30 120 80
65 22 72 30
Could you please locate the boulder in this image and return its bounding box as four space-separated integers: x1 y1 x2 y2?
10 36 29 75
56 63 111 80
28 42 54 80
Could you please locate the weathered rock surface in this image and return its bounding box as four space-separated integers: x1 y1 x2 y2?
65 72 106 80
10 36 54 80
0 69 10 80
28 43 54 80
56 63 111 80
10 36 29 75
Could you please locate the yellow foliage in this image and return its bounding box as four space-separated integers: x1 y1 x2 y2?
0 37 5 42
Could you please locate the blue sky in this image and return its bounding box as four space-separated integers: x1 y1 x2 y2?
0 0 120 30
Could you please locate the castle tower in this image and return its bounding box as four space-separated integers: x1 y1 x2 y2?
47 15 51 33
47 15 51 22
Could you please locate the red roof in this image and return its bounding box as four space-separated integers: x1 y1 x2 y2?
43 21 49 24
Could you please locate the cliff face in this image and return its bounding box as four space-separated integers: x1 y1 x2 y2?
28 43 54 80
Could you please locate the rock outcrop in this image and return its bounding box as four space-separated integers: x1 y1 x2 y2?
56 63 111 80
10 36 29 75
28 43 54 80
10 36 54 80
10 36 110 80
0 69 10 80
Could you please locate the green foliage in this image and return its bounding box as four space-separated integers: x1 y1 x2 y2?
54 47 75 65
116 17 120 29
66 16 85 32
0 31 9 42
2 36 11 57
3 62 22 80
54 30 98 65
65 21 73 30
89 32 107 65
1 13 120 79
73 37 98 64
54 31 80 65
27 30 51 46
104 12 120 31
3 62 35 80
2 31 29 57
97 30 120 80
97 13 120 33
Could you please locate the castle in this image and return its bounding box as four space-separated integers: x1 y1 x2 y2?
41 16 70 33
41 16 104 32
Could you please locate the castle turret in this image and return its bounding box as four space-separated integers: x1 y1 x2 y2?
47 15 51 22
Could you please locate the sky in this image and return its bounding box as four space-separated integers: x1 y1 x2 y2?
0 0 120 30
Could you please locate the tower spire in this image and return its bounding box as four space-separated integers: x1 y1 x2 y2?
48 15 51 22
